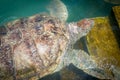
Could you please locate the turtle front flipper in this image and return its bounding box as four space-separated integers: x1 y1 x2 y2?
69 50 114 80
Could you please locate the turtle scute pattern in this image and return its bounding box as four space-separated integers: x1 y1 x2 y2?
0 14 69 80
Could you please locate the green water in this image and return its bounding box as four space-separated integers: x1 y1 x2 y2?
0 0 116 25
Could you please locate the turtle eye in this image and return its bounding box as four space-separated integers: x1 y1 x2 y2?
0 26 7 35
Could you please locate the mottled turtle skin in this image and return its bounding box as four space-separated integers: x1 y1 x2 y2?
0 14 95 80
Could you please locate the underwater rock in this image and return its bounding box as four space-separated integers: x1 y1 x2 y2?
104 0 120 4
86 17 120 80
112 6 120 28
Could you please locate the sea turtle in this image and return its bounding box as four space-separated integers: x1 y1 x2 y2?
0 0 114 80
0 13 95 80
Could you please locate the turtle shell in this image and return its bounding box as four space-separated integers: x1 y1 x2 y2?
0 14 69 80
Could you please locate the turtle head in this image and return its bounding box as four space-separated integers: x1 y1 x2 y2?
67 19 94 43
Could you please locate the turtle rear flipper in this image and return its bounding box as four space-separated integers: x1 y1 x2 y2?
47 0 68 22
